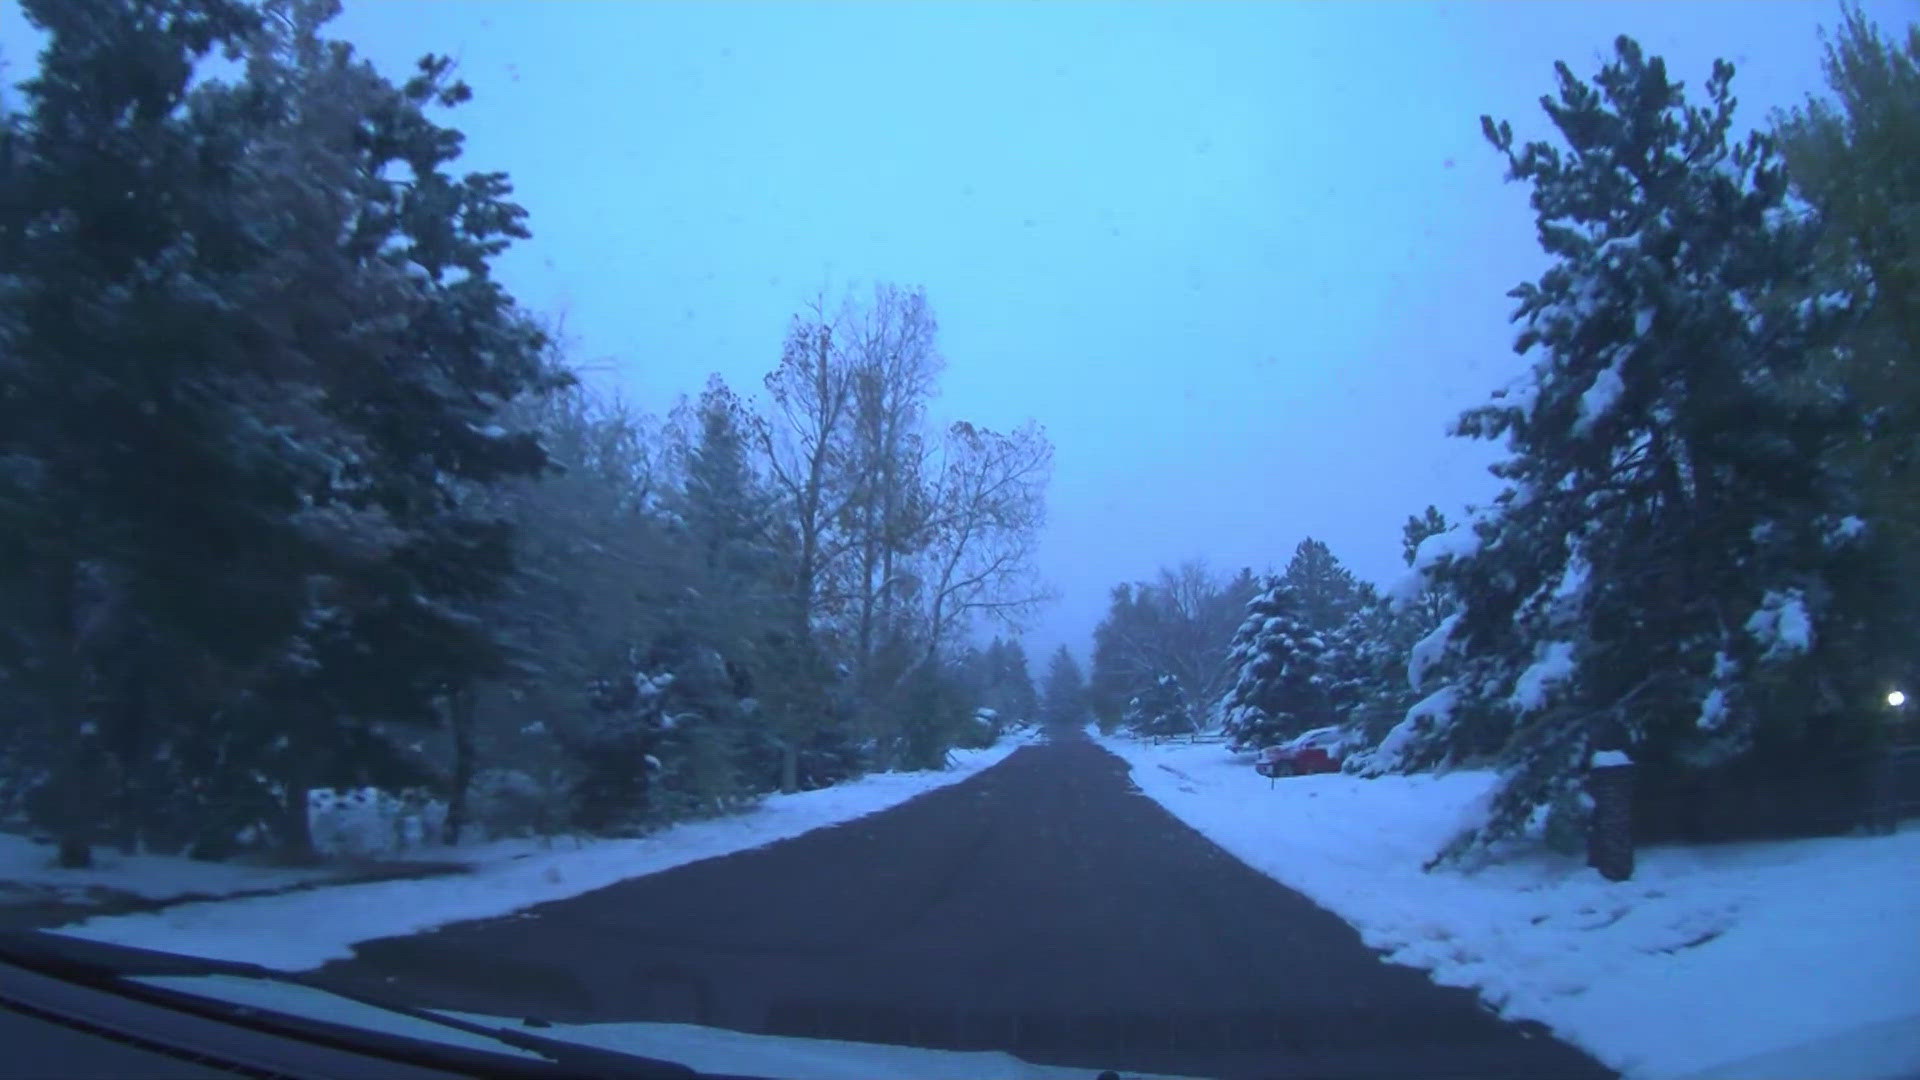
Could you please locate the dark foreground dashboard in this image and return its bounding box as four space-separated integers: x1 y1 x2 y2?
0 932 741 1080
0 957 503 1080
0 933 1140 1080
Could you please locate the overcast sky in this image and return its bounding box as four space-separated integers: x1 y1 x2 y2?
4 0 1911 665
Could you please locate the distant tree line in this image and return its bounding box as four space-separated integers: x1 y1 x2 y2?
1088 528 1447 748
0 0 1049 867
1090 14 1919 863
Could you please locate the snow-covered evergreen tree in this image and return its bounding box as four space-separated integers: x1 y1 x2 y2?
1278 539 1374 736
1773 11 1920 650
1124 674 1196 737
1380 38 1904 861
1001 639 1040 722
969 637 1040 725
1401 506 1451 567
1324 509 1460 765
1282 538 1367 635
1324 599 1406 741
1219 578 1332 750
675 376 774 579
1042 646 1088 726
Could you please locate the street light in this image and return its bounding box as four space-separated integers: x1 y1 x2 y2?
1888 690 1907 709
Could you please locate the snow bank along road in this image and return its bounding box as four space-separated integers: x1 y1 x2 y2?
50 739 1032 970
1098 734 1920 1080
301 728 1610 1080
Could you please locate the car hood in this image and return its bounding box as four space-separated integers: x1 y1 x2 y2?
136 972 1212 1080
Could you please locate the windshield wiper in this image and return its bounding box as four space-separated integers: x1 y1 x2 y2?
0 930 714 1080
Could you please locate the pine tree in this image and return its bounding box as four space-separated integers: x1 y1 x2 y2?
1282 538 1366 634
676 376 773 579
966 637 1039 727
1774 11 1920 629
1087 584 1143 728
1124 674 1196 737
1219 578 1332 750
2 0 567 860
1402 507 1451 567
0 0 333 864
1042 646 1088 727
452 387 683 839
1391 37 1902 861
1002 639 1040 722
1324 507 1459 758
226 6 566 855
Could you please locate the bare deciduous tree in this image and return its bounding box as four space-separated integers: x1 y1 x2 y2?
838 284 943 672
756 292 859 640
1089 560 1258 728
917 419 1054 654
752 283 1054 774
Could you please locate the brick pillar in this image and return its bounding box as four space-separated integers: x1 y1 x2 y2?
1587 761 1635 882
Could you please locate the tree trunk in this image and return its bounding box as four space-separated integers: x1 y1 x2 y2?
48 740 101 868
47 554 95 869
281 779 315 863
277 720 318 864
855 540 878 675
56 835 92 870
111 666 150 856
443 686 477 846
780 739 799 795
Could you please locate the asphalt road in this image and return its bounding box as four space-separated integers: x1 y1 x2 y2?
313 728 1615 1080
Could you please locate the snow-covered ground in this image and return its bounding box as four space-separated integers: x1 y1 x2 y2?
0 833 365 905
3 788 493 913
46 734 1038 971
1094 731 1920 1080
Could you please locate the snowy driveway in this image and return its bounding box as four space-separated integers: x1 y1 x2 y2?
298 728 1609 1080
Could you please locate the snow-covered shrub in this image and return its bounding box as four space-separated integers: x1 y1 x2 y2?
307 787 446 856
466 769 556 839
